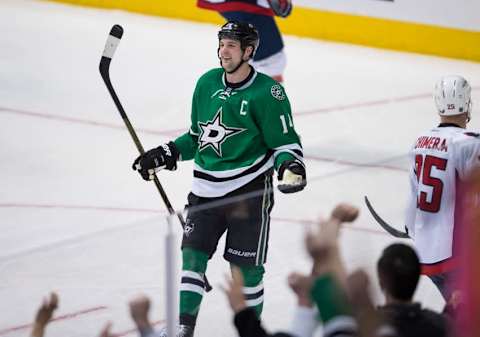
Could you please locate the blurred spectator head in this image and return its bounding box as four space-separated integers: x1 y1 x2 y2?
377 243 421 301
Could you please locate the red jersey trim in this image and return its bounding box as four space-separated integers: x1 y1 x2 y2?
421 257 457 276
197 1 274 16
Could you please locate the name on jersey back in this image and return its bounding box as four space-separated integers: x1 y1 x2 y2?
415 136 448 152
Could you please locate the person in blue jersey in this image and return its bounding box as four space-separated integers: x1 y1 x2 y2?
197 0 293 82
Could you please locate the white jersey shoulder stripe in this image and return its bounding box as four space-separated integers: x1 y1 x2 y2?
194 153 268 178
192 158 273 197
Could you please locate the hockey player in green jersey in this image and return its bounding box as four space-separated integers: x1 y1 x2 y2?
133 20 306 337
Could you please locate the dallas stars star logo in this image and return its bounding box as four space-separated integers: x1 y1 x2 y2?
198 107 246 157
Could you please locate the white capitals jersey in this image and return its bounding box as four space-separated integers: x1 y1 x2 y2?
405 124 480 272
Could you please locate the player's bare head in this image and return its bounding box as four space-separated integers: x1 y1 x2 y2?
218 21 259 62
377 243 420 301
435 75 472 123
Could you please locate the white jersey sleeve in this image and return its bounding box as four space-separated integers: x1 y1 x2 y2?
456 133 480 179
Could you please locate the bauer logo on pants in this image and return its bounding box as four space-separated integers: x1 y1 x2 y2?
227 248 256 258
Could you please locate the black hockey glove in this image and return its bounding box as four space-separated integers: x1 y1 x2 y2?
132 141 178 181
267 0 292 18
278 159 306 193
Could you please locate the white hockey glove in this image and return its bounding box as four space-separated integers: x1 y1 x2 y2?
132 141 178 181
278 159 306 193
267 0 292 18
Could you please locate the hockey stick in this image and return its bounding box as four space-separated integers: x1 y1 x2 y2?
99 25 182 225
364 196 410 238
98 25 212 291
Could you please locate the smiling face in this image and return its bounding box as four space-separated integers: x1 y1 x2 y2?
218 38 253 74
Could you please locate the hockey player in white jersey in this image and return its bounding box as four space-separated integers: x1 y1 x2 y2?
405 75 479 302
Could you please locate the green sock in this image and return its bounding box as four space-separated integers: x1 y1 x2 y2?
179 248 209 325
236 264 265 317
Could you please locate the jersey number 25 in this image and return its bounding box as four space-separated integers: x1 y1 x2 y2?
415 154 448 213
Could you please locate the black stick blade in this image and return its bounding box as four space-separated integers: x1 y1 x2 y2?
364 196 410 238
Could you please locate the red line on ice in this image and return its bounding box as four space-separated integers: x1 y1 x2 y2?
0 106 183 137
295 87 479 117
0 203 387 236
273 216 387 236
0 107 405 172
295 93 430 116
304 154 407 172
0 306 108 336
0 202 163 214
2 86 478 136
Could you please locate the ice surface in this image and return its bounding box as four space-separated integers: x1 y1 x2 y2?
1 1 480 336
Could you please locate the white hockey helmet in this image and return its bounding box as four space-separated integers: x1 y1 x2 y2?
434 75 472 120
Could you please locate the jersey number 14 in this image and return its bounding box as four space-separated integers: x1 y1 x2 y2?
279 114 293 134
415 154 448 213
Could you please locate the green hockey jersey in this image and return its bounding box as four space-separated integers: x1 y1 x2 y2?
174 68 303 197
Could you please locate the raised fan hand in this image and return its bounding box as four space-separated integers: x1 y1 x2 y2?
31 292 58 337
129 295 153 333
221 266 247 313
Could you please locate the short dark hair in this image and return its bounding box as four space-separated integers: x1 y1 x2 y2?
377 243 421 301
